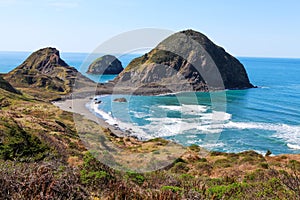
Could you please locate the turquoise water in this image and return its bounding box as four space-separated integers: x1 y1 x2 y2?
90 57 300 155
1 52 300 155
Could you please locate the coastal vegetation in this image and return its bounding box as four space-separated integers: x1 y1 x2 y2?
1 82 300 199
0 31 299 199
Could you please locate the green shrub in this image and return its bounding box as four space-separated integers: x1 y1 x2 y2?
80 169 109 184
161 185 183 193
179 173 194 180
243 169 266 182
171 162 189 173
126 171 145 185
207 182 247 199
174 157 186 163
288 160 300 171
196 163 213 175
198 158 207 162
152 150 160 154
80 152 112 186
280 155 287 159
259 162 269 169
189 144 201 152
225 153 239 163
210 151 227 156
213 159 232 168
0 127 48 161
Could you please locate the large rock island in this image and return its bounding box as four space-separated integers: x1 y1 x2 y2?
4 47 94 100
108 29 254 95
87 55 123 75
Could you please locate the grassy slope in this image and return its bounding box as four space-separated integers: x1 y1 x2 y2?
0 83 300 199
0 76 20 94
0 88 85 162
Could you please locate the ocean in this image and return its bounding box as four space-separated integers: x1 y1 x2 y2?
1 51 299 155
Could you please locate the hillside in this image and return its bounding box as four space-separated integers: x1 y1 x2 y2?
4 47 94 100
0 76 20 94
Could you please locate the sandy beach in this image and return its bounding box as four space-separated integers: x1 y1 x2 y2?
52 96 126 137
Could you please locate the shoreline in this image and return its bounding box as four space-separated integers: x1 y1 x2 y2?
52 96 126 138
52 94 300 157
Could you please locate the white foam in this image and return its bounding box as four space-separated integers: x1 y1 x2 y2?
186 139 202 144
287 143 300 150
131 111 150 118
88 99 300 152
89 102 151 140
186 135 197 138
92 102 118 125
201 142 225 149
200 111 232 122
254 150 269 156
155 91 183 96
225 121 300 148
144 111 230 137
158 104 208 115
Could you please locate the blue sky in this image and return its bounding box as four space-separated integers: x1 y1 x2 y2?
0 0 300 58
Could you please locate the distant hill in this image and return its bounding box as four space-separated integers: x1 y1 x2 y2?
113 29 254 93
4 47 94 100
86 55 123 74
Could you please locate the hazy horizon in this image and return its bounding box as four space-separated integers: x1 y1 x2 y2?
1 0 300 58
1 50 300 59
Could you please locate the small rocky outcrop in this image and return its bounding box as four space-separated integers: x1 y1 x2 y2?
113 29 254 93
4 47 94 98
87 55 123 75
113 97 127 102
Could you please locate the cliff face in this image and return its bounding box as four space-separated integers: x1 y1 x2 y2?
114 30 254 92
4 47 94 100
87 55 123 74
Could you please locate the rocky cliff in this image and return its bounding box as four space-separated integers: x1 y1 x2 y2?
4 47 94 100
113 29 254 93
87 55 123 74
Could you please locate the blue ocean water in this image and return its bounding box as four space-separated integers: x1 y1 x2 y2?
0 51 138 82
90 57 300 155
1 52 299 155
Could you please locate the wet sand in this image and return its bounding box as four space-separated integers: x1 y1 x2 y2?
52 97 125 137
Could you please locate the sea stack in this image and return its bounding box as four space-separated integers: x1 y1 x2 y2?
113 29 254 93
86 55 123 75
4 47 94 99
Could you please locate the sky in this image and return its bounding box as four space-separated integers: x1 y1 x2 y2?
0 0 300 58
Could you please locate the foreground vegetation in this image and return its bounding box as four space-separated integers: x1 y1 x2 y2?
1 86 300 199
1 149 300 199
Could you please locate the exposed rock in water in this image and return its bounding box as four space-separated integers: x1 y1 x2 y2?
4 47 94 100
113 97 127 102
113 29 254 93
87 55 123 75
93 97 102 104
0 76 21 94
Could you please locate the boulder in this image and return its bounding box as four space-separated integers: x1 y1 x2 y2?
113 97 127 102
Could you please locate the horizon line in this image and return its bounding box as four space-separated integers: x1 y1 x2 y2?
0 50 299 60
